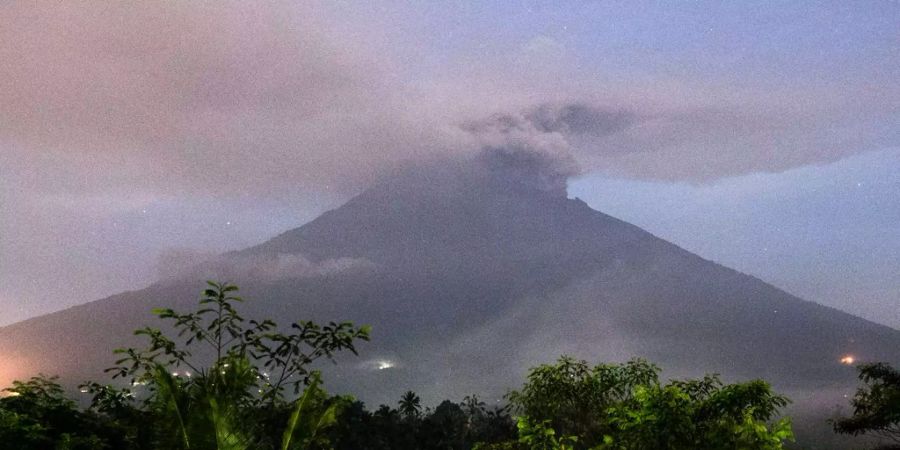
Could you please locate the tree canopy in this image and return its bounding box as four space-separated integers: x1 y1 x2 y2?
501 356 794 450
86 281 368 450
833 362 900 445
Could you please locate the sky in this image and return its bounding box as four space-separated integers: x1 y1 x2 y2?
1 1 898 327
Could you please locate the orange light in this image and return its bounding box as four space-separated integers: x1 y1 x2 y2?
840 355 855 365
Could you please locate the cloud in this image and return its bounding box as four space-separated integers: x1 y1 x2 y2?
455 102 639 195
0 1 419 198
460 102 636 156
155 248 218 281
1 1 898 353
163 252 376 283
3 1 897 208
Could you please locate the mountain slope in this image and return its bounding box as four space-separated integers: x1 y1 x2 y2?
1 156 898 447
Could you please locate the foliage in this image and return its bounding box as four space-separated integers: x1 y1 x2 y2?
507 356 658 444
282 373 346 450
472 417 579 450
107 281 370 401
0 375 129 449
516 417 579 450
324 394 516 450
504 356 793 450
833 362 900 444
0 360 797 450
399 390 422 419
93 281 367 449
0 281 811 449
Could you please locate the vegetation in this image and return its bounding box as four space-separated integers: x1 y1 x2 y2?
833 362 900 445
4 280 891 449
490 356 794 449
324 395 516 449
0 375 126 449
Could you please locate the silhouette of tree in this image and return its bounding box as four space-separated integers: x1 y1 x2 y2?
0 375 129 449
833 362 900 445
399 391 422 419
97 281 369 449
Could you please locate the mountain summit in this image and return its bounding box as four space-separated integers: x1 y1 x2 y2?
1 153 898 445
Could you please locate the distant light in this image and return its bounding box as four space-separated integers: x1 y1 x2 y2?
840 355 855 365
359 358 400 372
376 360 394 370
172 372 179 376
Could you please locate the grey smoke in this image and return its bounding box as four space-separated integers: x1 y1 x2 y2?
460 102 637 161
160 252 376 283
458 102 638 195
526 103 636 137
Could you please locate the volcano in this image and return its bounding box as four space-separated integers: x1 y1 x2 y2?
1 154 898 447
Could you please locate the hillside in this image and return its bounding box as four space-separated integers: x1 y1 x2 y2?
1 155 897 447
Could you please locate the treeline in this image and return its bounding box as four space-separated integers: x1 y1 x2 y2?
0 282 896 449
0 375 515 450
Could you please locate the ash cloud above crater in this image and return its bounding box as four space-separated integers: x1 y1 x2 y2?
2 1 897 201
1 1 898 324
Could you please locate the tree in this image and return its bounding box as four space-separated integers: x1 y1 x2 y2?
515 417 579 450
0 375 128 449
605 376 793 449
833 362 900 444
399 391 422 419
95 281 370 449
505 356 793 450
419 400 470 449
507 356 659 445
463 395 517 445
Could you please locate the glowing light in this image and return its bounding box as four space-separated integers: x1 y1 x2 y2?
360 358 399 371
376 360 394 370
840 355 855 365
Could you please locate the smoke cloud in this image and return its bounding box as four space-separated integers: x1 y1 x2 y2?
2 1 898 323
3 1 896 202
160 252 376 283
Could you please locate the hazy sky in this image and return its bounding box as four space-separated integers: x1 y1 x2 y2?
1 1 898 326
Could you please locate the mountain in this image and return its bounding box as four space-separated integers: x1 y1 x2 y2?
1 153 898 447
